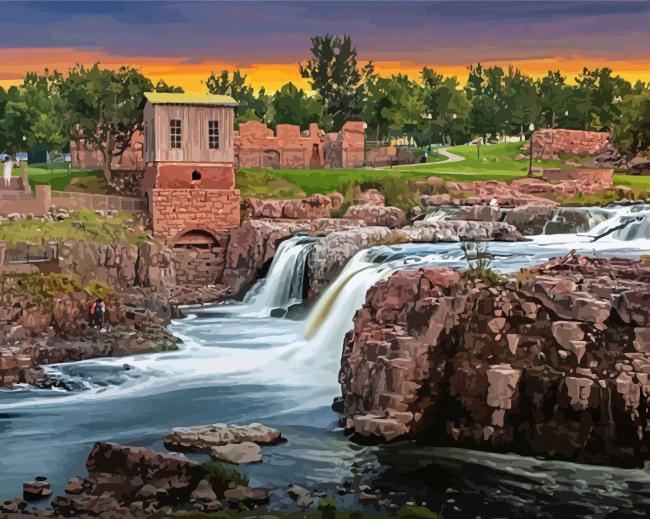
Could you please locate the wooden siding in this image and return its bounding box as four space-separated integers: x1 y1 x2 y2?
150 104 234 163
143 103 155 163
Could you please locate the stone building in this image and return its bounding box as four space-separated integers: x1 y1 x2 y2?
234 120 365 169
141 92 241 246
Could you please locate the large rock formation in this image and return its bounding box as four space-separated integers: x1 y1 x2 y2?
527 128 610 160
338 254 650 466
308 221 521 297
245 194 333 220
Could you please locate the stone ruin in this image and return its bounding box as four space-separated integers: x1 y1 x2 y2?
70 132 145 171
234 120 365 169
527 128 610 160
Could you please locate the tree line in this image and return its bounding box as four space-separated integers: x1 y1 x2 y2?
2 34 650 182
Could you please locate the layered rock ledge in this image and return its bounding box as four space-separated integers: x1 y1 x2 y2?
338 254 650 466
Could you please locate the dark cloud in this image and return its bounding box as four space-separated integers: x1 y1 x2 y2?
2 1 650 65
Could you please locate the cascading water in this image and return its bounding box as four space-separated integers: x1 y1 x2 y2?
2 208 650 514
241 235 317 316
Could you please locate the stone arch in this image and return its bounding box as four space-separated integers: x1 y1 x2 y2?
172 228 220 249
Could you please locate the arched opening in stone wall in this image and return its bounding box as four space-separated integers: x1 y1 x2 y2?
192 170 202 181
310 143 322 168
173 229 219 249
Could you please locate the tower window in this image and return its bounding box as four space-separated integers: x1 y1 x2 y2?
208 120 219 149
170 119 182 149
192 170 201 181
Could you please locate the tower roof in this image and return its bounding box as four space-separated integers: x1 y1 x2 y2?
143 92 238 106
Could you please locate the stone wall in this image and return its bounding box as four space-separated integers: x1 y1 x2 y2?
235 120 365 169
70 131 144 171
245 194 333 219
338 255 650 466
0 183 51 217
173 246 226 285
530 128 610 159
151 188 241 243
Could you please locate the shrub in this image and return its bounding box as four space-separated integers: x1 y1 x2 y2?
460 240 502 286
397 505 439 519
202 460 249 495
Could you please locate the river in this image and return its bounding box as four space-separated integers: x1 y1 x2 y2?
1 207 650 517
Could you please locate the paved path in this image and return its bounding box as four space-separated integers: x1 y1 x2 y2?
375 147 466 170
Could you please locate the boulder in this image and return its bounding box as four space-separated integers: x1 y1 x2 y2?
211 442 263 464
23 477 52 501
343 205 407 228
223 486 269 507
165 422 282 452
355 188 385 206
287 485 313 508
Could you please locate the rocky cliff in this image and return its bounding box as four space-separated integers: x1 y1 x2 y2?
338 254 650 466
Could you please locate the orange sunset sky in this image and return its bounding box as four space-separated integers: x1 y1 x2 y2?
2 1 650 92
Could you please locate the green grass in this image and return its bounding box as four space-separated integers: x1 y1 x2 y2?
613 174 650 198
0 209 148 246
16 165 104 192
0 272 114 310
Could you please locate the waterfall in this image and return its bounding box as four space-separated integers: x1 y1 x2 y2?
424 207 457 222
588 205 650 241
241 235 317 316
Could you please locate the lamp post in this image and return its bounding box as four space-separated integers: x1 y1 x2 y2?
363 122 368 167
527 122 535 177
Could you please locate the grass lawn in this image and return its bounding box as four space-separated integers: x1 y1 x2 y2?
16 164 104 192
0 209 148 246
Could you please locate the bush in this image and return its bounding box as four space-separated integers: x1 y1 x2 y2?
460 240 502 286
202 460 249 495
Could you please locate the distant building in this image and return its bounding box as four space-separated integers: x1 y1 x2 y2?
141 92 241 244
234 120 365 169
70 132 145 171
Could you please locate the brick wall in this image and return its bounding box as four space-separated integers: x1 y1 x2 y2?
51 191 146 213
151 188 241 242
70 131 144 171
234 120 365 169
0 184 51 216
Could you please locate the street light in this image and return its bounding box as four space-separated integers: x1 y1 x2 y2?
528 122 535 177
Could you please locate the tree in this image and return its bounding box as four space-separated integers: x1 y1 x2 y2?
502 66 541 138
0 85 38 155
57 64 152 182
537 71 571 128
299 34 374 129
613 90 650 157
574 67 632 131
205 70 269 126
152 79 184 93
20 71 68 156
421 68 470 145
270 82 329 130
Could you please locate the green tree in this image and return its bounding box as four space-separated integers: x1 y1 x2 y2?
574 67 632 130
502 66 541 138
205 70 269 126
20 71 68 156
270 82 329 130
537 70 571 128
376 74 426 140
299 34 374 129
613 90 650 157
57 64 152 182
421 68 470 145
152 79 184 93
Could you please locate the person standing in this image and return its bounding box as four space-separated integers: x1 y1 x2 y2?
3 155 21 188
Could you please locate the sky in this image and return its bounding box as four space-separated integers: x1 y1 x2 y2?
1 0 650 92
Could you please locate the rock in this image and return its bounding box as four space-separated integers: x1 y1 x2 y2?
64 477 85 495
328 191 345 210
360 491 377 502
287 485 313 508
338 254 650 465
245 194 333 220
422 193 452 206
355 188 385 206
23 477 52 501
165 422 282 452
344 205 407 228
223 485 269 507
628 154 650 175
453 205 501 222
211 442 263 464
191 479 218 502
